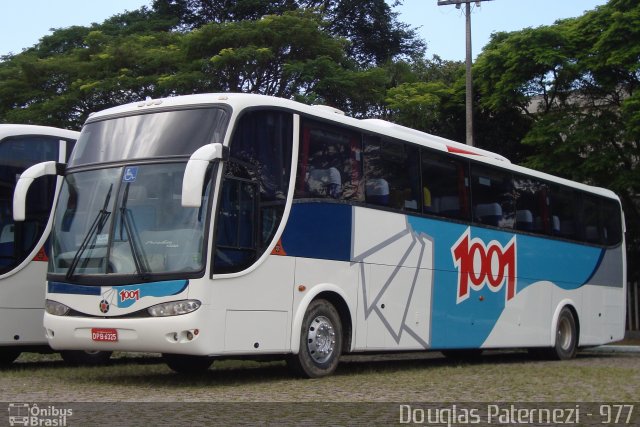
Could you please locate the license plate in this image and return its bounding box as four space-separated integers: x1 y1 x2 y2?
91 328 118 342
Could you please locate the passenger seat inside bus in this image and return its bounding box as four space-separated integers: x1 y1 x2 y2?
307 167 342 198
438 196 461 217
365 178 389 206
516 209 533 231
475 202 502 226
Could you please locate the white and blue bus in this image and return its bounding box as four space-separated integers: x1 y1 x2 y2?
1 124 111 365
14 94 626 377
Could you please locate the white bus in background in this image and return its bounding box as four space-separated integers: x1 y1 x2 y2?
0 125 111 365
14 94 626 377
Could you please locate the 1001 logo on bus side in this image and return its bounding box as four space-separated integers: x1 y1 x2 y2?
451 228 517 304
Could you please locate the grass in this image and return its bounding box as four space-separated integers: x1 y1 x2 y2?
2 350 639 403
613 337 640 346
2 351 638 426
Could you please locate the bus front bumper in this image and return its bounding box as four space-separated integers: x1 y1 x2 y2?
43 307 219 355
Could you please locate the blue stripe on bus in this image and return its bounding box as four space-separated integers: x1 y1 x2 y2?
281 202 352 262
48 280 189 303
48 281 101 296
407 216 606 348
114 280 189 308
280 202 614 349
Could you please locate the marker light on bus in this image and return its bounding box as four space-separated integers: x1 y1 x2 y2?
147 300 201 317
45 300 70 316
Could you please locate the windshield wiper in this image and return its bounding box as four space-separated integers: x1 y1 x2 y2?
65 184 113 280
120 183 150 277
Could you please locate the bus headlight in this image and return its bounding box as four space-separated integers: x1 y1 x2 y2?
45 300 70 316
147 300 201 317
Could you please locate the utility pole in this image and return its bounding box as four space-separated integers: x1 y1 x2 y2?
437 0 492 146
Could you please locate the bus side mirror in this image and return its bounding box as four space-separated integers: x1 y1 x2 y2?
13 161 65 221
181 143 227 208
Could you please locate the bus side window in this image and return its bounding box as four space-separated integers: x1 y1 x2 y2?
601 199 622 246
363 136 420 212
421 150 470 220
549 186 579 240
470 165 515 229
296 119 363 202
213 110 293 274
581 195 601 244
513 176 550 234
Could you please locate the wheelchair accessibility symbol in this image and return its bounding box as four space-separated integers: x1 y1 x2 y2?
123 166 138 182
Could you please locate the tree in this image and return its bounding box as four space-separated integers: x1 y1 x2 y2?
0 9 397 126
0 28 183 128
172 10 347 96
473 0 640 280
384 56 465 141
306 0 425 66
151 0 298 29
386 81 454 134
150 0 425 66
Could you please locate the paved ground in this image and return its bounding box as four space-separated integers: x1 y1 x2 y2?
2 349 638 426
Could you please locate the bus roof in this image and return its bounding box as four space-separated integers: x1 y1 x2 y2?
85 93 620 202
0 124 79 140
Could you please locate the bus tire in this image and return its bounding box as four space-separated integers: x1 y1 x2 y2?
288 299 342 378
0 349 21 366
163 353 214 374
551 307 578 360
60 350 113 365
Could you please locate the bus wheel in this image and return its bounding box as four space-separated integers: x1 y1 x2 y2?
0 349 21 366
552 307 578 360
163 354 214 374
61 350 113 365
288 299 342 378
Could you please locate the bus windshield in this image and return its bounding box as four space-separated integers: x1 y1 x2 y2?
49 107 228 283
50 162 213 281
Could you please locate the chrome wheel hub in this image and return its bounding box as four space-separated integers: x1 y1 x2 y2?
307 315 336 364
558 317 572 350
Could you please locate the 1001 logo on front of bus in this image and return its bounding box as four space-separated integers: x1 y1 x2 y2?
451 228 517 304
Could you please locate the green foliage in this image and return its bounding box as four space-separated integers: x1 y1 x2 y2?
175 10 347 96
0 28 184 128
386 81 451 134
0 8 399 126
0 1 426 127
383 56 465 140
475 0 640 279
151 0 424 66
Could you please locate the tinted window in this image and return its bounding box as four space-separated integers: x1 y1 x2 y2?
295 119 363 201
471 165 514 228
50 164 211 279
601 199 622 246
421 150 470 220
214 110 293 274
581 195 601 243
549 186 579 239
70 108 228 166
0 136 60 274
363 135 420 212
514 176 550 233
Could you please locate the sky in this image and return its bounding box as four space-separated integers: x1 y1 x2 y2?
0 0 609 60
